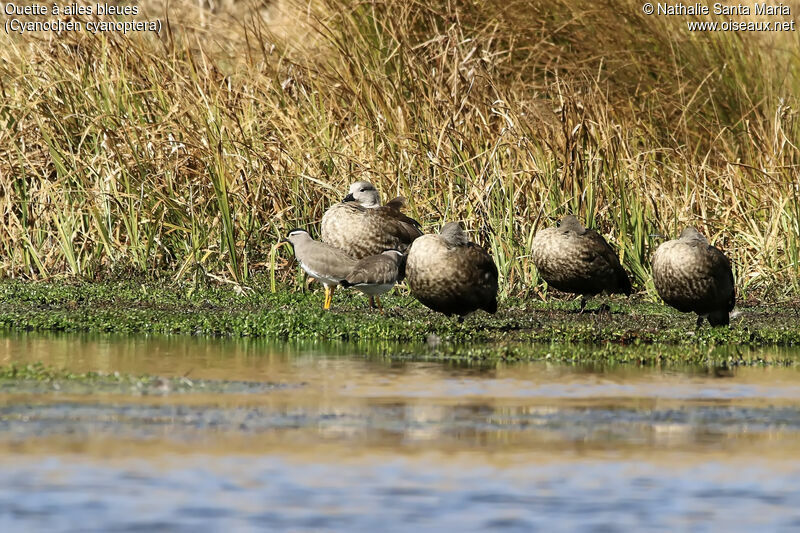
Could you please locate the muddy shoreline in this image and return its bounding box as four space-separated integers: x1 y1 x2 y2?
1 280 799 365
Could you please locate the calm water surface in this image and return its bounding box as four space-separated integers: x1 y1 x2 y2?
1 333 800 532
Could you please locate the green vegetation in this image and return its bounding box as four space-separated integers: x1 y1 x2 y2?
0 361 157 383
1 280 799 352
0 360 287 394
399 343 800 367
1 0 799 300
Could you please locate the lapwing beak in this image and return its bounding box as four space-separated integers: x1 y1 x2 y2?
343 193 355 202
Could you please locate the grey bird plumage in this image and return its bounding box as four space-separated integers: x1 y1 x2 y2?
340 250 406 310
284 229 358 310
406 222 498 317
652 226 735 326
321 181 422 259
531 215 632 309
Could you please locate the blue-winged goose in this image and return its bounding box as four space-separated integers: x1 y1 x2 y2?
321 181 422 259
531 215 632 310
283 229 357 310
340 249 405 312
406 222 498 317
652 227 735 326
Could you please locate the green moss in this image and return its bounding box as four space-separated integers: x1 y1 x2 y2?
1 279 800 357
394 342 800 367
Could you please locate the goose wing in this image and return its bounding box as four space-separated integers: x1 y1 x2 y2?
364 206 422 249
460 243 499 313
707 244 736 311
583 229 632 294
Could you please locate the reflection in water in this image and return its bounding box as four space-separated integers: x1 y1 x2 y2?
0 332 800 531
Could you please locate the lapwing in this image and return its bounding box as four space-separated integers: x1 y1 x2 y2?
340 249 405 312
281 229 357 310
321 181 422 259
652 226 735 326
531 215 632 311
405 222 498 317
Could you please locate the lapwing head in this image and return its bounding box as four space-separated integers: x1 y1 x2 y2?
381 249 405 261
343 181 380 208
283 228 311 248
439 222 469 246
679 226 707 243
382 249 407 279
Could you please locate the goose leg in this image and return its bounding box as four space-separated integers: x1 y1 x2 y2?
696 315 704 328
375 295 384 315
579 297 587 314
368 295 375 309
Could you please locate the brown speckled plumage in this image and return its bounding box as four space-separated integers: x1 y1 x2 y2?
406 222 498 317
531 216 632 303
321 181 422 259
652 227 735 326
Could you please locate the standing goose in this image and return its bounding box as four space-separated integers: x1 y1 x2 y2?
531 215 632 310
652 227 735 326
282 229 357 310
406 222 498 317
340 250 406 312
321 181 422 259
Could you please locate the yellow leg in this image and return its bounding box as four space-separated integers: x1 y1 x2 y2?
323 285 335 310
323 286 331 310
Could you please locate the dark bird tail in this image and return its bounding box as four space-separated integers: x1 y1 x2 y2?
617 269 633 296
339 279 353 288
707 310 730 326
482 295 498 314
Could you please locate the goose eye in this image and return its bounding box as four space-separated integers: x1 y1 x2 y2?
360 188 366 192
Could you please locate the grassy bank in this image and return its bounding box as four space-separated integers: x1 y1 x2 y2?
2 280 799 356
1 0 799 300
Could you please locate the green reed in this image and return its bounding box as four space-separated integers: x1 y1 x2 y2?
0 0 798 302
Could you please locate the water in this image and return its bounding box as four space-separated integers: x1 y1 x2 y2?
1 333 800 531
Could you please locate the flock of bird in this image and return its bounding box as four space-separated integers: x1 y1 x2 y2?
280 181 736 327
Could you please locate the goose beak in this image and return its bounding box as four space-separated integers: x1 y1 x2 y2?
343 193 355 202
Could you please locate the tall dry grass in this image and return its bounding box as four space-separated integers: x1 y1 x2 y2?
1 0 799 300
